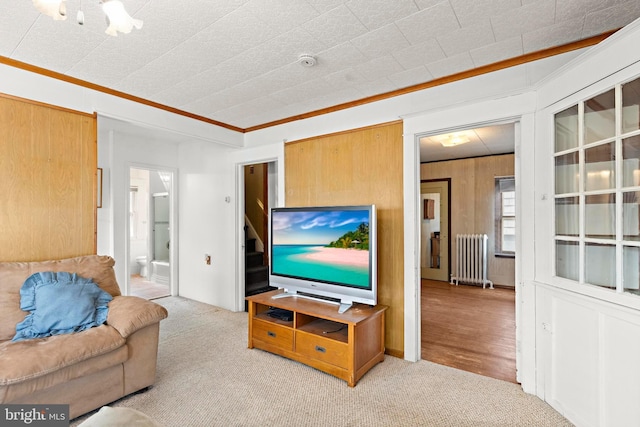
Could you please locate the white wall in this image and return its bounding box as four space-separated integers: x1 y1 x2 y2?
177 141 237 310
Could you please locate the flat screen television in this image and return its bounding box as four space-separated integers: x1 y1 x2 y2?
269 205 377 313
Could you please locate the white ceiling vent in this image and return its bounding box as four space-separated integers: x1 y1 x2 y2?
298 54 317 67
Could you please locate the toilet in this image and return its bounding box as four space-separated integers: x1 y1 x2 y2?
136 255 148 278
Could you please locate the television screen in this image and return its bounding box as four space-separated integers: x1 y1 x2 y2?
269 205 377 311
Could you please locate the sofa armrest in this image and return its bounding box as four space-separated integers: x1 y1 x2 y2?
106 296 168 339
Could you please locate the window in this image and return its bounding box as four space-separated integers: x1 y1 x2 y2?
554 76 640 295
495 177 515 256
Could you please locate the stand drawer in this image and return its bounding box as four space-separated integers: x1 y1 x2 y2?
252 319 293 351
296 331 348 369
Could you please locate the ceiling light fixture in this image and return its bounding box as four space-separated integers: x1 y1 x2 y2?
102 0 143 36
31 0 142 36
32 0 67 20
440 133 471 147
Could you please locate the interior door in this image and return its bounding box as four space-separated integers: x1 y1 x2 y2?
421 180 449 281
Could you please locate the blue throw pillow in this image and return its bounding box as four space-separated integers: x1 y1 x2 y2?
12 271 113 342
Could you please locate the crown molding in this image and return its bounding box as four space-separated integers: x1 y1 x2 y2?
0 29 617 134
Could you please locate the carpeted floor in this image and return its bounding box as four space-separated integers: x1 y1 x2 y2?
72 296 573 426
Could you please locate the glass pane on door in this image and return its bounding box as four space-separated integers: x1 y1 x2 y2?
584 89 615 144
556 240 578 281
585 243 616 289
556 197 579 237
623 245 640 294
622 135 640 187
555 152 579 194
555 105 579 152
585 194 615 239
622 77 640 134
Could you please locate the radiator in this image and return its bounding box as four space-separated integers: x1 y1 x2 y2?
450 234 494 289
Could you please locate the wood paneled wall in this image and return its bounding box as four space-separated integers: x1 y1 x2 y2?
284 121 404 357
0 94 97 262
421 154 515 287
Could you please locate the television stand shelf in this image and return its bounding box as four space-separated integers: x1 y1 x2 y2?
246 289 387 387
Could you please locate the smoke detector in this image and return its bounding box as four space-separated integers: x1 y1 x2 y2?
298 54 317 67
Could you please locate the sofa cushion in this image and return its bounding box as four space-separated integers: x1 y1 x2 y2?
0 255 121 342
13 272 113 342
0 324 125 386
0 347 127 405
106 296 168 338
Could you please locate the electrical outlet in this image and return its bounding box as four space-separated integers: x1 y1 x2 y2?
205 254 211 265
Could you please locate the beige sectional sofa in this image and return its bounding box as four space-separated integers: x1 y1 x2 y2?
0 255 168 419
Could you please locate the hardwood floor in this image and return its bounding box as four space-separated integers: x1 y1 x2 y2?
130 274 170 300
421 279 517 383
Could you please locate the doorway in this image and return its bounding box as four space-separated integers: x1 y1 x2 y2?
418 123 517 382
128 167 174 300
244 163 270 300
241 161 278 310
420 180 450 282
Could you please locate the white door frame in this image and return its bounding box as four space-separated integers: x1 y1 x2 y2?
235 158 279 311
402 96 534 388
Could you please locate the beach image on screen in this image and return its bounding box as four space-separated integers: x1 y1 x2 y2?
271 209 371 288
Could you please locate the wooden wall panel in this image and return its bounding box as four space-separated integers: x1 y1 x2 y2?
285 121 404 357
0 94 96 262
421 154 515 287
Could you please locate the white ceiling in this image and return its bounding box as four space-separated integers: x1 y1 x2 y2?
419 123 515 163
2 0 639 136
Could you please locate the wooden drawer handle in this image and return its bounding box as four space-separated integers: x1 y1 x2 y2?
315 345 326 353
267 331 276 338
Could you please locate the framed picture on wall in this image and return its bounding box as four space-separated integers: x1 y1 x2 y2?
424 198 435 219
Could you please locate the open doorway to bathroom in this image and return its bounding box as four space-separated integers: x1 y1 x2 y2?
129 167 172 300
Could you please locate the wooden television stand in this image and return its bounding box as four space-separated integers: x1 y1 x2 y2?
246 289 387 387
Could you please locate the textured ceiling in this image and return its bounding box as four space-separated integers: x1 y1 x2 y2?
419 123 516 162
1 0 639 132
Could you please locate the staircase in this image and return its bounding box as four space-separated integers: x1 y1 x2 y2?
245 230 271 308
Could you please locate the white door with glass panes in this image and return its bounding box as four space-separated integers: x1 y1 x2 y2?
554 78 640 293
543 59 640 427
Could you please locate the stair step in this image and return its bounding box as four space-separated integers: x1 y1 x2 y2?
246 265 268 284
246 280 271 295
246 251 264 268
246 265 268 273
246 238 256 253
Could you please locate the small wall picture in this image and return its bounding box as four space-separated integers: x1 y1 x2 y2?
424 198 435 219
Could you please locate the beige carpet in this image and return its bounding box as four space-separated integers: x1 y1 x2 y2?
72 296 573 426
